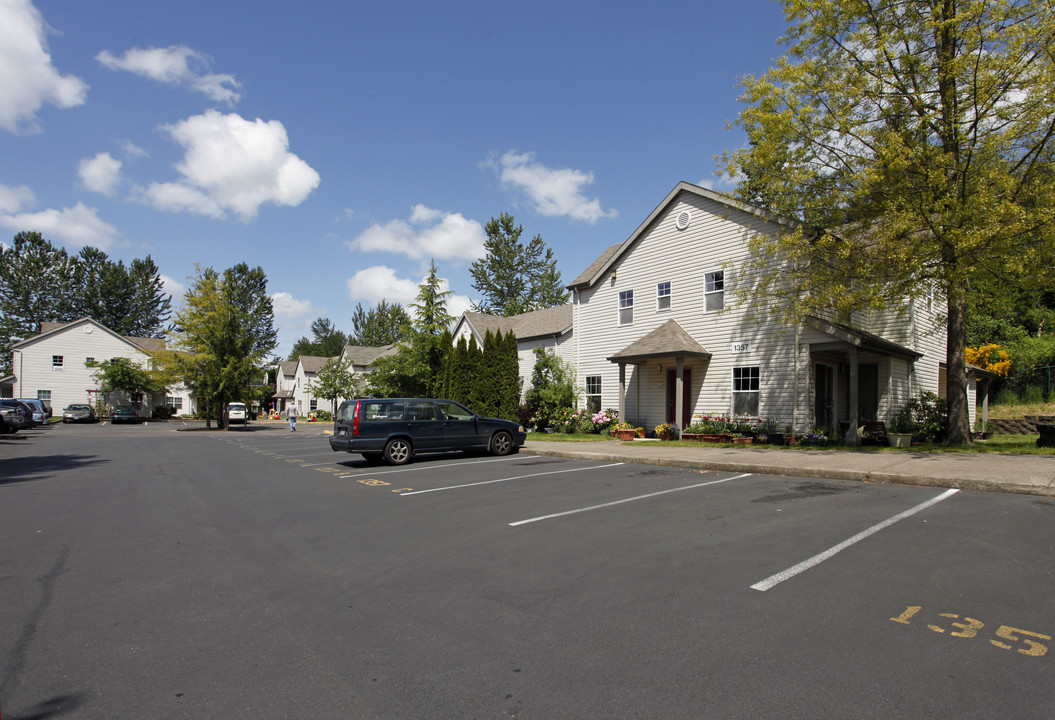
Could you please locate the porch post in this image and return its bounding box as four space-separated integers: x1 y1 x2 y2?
981 378 989 433
846 349 860 445
675 356 684 436
618 362 626 422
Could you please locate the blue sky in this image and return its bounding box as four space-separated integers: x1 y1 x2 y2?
0 0 790 356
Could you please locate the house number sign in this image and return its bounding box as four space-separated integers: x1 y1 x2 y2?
731 342 751 354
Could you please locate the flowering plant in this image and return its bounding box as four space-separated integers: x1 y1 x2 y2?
653 422 680 437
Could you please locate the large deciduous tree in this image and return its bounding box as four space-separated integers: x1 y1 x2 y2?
162 263 277 429
469 213 569 316
313 356 361 414
723 0 1055 444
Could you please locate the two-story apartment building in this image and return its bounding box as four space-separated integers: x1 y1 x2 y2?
0 317 194 418
564 181 960 438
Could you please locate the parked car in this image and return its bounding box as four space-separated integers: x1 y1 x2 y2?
1 404 22 434
329 397 526 465
227 402 247 425
16 398 48 426
0 399 33 430
110 406 140 424
63 404 98 423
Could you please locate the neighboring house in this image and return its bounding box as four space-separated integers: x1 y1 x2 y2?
564 181 972 438
452 304 573 404
0 317 195 418
272 360 298 415
288 345 400 416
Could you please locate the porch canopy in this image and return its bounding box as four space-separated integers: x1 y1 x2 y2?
607 320 712 428
806 316 922 442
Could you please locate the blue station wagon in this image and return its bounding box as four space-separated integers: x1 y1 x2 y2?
329 398 526 465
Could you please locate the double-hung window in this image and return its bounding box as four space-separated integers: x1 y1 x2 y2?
618 290 634 325
657 282 671 311
585 376 602 413
732 366 760 416
704 271 724 312
52 355 64 370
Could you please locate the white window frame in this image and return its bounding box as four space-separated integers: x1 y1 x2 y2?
310 399 318 411
618 290 634 326
704 271 724 313
585 375 602 413
732 366 760 417
52 355 64 370
37 390 51 404
165 396 183 410
657 282 671 311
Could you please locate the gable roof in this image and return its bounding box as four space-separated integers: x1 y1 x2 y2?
279 361 298 377
459 304 573 343
606 320 712 364
340 344 399 366
806 317 923 360
296 355 331 374
568 181 799 291
12 317 166 354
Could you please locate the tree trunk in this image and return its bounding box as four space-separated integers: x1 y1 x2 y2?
946 285 972 444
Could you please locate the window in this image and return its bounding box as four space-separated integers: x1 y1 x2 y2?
657 282 671 311
52 355 64 370
130 392 143 403
361 400 405 421
85 357 94 365
585 376 602 413
732 366 760 416
37 390 51 405
309 399 318 411
619 290 634 325
165 396 183 410
704 271 724 312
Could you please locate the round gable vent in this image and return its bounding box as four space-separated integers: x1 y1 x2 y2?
675 210 692 230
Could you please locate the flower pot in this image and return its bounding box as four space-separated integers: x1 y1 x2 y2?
613 429 638 441
888 433 912 448
731 436 753 444
681 433 704 441
658 431 676 441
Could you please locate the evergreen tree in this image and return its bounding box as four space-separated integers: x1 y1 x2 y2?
469 213 569 316
288 317 348 361
351 299 413 346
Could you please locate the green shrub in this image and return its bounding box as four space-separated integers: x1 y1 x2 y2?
152 405 176 419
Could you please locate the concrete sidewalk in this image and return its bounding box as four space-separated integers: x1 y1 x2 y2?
523 439 1055 497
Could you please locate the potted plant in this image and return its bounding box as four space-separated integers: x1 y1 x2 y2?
610 422 638 441
653 421 680 441
756 417 781 445
888 404 916 448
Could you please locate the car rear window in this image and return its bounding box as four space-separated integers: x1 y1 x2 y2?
361 400 405 422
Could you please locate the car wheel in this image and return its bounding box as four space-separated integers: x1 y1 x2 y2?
361 452 383 464
383 438 412 466
490 431 514 456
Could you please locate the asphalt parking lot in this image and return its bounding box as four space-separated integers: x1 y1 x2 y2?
2 421 1053 718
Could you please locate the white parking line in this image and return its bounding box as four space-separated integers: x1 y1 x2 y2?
399 462 625 495
750 488 960 592
337 454 540 479
509 473 752 526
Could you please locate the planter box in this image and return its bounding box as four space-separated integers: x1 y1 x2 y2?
888 433 913 448
612 429 638 441
681 433 704 441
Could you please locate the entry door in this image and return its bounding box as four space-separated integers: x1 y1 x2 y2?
666 368 692 428
858 364 879 421
815 364 834 430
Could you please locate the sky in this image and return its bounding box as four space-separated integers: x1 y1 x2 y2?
0 0 791 357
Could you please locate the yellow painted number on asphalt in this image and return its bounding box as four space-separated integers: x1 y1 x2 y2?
357 478 390 486
892 605 1049 657
392 488 414 493
315 467 343 473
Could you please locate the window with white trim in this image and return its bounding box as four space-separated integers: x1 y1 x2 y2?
165 396 183 410
52 355 64 370
310 399 318 411
732 366 760 416
85 357 94 365
585 376 602 413
704 271 724 312
618 290 634 325
657 282 671 311
37 390 51 405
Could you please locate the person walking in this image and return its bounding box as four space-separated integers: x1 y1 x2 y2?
287 403 298 431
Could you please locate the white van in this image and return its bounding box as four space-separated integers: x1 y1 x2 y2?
227 402 248 425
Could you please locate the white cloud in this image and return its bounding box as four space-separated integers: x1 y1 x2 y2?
141 110 320 221
270 291 319 319
121 140 148 159
347 204 486 260
0 0 88 133
491 150 617 223
346 265 473 325
346 266 421 305
159 274 185 304
0 202 118 248
79 152 123 196
0 184 35 213
96 45 241 105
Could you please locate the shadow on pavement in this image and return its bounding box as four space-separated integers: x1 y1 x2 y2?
0 454 108 486
4 693 85 720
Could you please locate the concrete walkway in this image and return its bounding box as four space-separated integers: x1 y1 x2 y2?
523 438 1055 497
